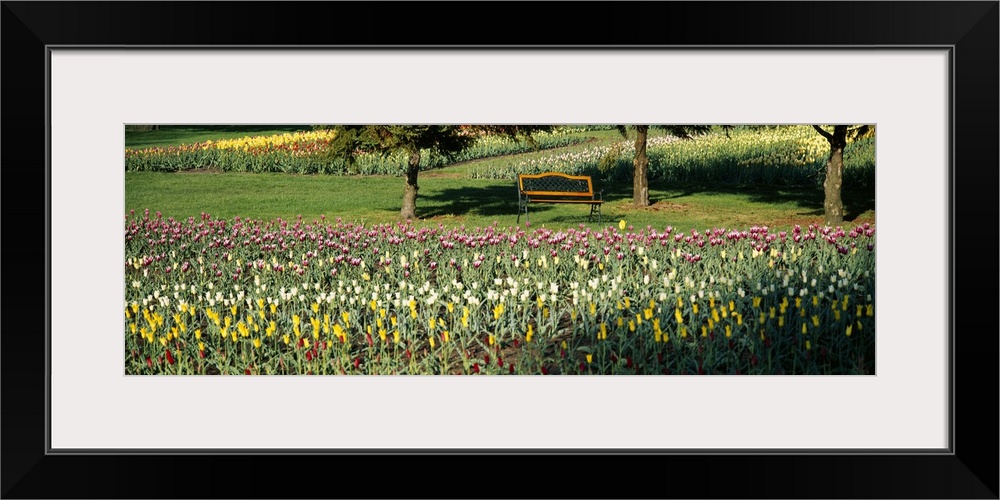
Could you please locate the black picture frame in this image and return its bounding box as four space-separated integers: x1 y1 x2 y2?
3 2 997 498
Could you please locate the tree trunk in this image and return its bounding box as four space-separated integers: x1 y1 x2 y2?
400 149 421 220
633 125 650 207
817 125 848 225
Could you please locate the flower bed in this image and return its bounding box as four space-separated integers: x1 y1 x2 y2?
124 129 587 175
125 211 876 375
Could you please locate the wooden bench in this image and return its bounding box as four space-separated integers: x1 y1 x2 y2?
517 172 603 224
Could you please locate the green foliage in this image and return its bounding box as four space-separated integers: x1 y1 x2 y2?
126 127 586 175
126 170 875 233
470 126 875 188
124 148 345 174
125 126 312 149
323 132 585 176
124 212 876 375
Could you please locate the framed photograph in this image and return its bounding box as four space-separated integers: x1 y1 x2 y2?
4 2 996 498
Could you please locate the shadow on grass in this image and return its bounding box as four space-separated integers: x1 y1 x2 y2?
414 180 875 224
604 180 876 222
419 184 547 219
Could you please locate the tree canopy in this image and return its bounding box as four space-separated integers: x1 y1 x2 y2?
319 125 552 219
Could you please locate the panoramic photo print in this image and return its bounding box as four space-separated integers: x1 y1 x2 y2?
124 124 876 375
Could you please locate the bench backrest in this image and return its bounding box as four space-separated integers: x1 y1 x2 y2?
518 172 594 197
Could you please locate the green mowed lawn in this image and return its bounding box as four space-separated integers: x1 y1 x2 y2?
125 170 875 232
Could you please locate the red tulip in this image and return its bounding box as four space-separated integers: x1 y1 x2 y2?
146 356 153 368
165 350 175 365
472 363 480 374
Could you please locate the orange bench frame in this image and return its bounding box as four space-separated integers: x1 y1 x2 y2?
517 172 603 224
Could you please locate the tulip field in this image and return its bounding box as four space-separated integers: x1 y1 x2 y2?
125 128 587 175
125 210 876 375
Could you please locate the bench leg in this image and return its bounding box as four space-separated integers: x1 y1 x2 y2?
589 204 601 225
